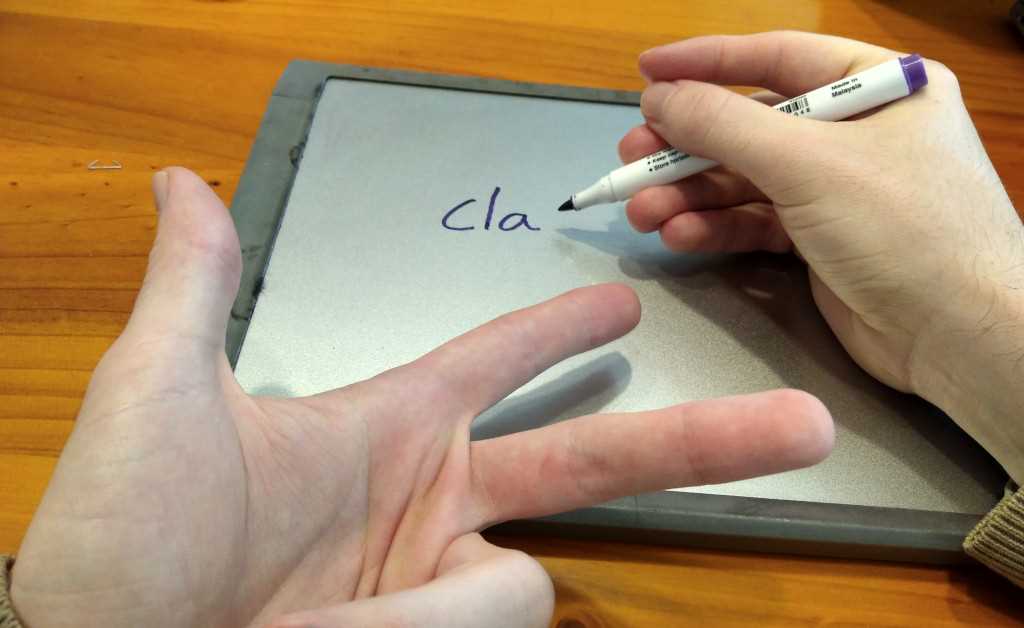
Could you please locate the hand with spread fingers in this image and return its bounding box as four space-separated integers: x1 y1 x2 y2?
8 167 833 627
620 31 1024 485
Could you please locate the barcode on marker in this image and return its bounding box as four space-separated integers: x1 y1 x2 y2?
779 96 810 116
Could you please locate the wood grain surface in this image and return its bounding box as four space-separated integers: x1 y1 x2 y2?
2 1 1024 625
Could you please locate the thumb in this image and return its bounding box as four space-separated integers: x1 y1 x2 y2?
124 167 241 351
267 534 554 628
641 80 820 202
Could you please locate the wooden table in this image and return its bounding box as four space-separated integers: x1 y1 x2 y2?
2 1 1023 625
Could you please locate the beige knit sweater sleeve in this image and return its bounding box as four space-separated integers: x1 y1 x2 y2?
1 556 20 628
964 483 1024 587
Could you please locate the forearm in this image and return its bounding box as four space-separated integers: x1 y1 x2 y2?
912 277 1024 484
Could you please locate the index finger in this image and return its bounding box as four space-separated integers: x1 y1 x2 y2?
401 284 641 420
640 31 898 97
617 92 785 164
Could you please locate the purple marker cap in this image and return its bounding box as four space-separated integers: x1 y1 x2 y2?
900 53 928 93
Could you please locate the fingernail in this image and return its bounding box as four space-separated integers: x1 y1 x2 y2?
638 49 654 84
639 43 667 59
640 82 676 120
152 170 169 212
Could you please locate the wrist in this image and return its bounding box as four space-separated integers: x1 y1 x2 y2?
910 275 1024 483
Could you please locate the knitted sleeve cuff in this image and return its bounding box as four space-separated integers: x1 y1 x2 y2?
1 555 23 628
964 483 1024 588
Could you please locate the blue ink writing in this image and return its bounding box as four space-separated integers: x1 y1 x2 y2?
484 187 498 230
498 213 535 231
441 199 476 231
441 186 540 233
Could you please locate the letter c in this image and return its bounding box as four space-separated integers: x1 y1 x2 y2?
442 199 476 231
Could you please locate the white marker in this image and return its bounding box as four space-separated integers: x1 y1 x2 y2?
557 54 928 212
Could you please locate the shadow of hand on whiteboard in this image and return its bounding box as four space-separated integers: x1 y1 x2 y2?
560 216 862 399
558 216 1003 510
471 352 631 441
558 217 725 279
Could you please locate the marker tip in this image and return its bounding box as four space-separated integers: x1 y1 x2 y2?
557 198 575 212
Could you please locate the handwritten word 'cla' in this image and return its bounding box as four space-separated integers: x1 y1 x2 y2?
441 187 540 232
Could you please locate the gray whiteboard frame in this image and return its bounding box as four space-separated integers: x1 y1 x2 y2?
226 60 997 565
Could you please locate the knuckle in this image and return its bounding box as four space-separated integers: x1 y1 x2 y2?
152 168 243 284
152 214 242 285
925 60 960 94
189 219 242 277
565 423 614 499
661 228 695 253
659 221 690 252
672 82 727 125
672 83 738 154
625 196 661 233
674 404 710 487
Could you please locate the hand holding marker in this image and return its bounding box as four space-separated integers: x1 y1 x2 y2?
559 54 927 211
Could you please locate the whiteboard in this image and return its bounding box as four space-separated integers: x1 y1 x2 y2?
234 76 1004 515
